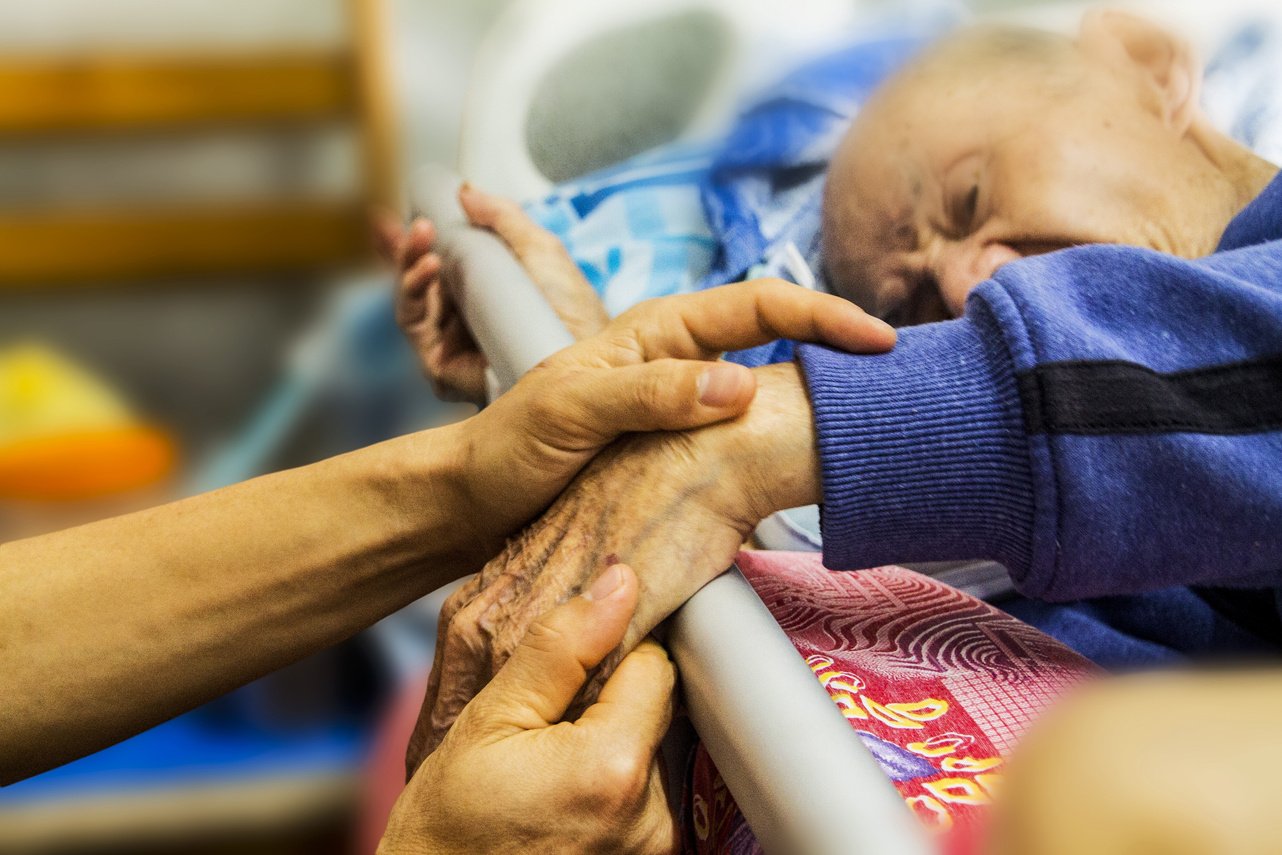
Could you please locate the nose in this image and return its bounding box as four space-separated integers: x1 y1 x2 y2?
931 241 1022 316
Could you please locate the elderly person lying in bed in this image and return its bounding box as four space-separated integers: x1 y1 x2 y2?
379 9 1282 851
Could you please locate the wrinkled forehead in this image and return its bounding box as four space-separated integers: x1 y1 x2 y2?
836 85 935 208
830 32 1081 202
821 84 944 278
846 54 1026 165
821 139 911 309
843 23 1081 158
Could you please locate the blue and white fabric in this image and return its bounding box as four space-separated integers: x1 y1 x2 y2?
524 143 719 319
525 34 929 363
1204 18 1282 166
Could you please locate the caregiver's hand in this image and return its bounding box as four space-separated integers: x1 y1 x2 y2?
376 185 609 403
378 564 678 855
411 359 825 767
439 278 896 568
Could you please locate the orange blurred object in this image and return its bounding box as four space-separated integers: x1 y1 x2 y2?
0 425 177 502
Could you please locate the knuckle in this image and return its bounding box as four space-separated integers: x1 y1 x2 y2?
749 276 790 293
622 296 661 324
437 580 480 624
632 363 679 414
447 623 486 657
523 366 583 422
603 330 646 363
598 750 651 806
526 356 562 380
644 647 678 694
744 277 789 307
447 603 492 655
521 616 570 656
615 301 643 321
629 379 664 420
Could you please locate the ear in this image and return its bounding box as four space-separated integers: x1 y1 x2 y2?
1080 9 1201 134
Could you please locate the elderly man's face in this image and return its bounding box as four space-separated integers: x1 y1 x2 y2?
824 13 1213 325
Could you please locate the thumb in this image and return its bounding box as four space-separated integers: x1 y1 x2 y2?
458 564 638 738
550 360 757 446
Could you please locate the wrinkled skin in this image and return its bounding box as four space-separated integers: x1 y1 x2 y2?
379 124 898 777
407 363 818 775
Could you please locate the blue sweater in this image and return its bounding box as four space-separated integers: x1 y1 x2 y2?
797 171 1282 667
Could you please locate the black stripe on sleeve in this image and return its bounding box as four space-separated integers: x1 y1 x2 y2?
1018 354 1282 436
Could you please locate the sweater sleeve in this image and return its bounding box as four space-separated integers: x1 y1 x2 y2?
798 238 1282 602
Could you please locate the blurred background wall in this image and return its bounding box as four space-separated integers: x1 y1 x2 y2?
0 0 507 472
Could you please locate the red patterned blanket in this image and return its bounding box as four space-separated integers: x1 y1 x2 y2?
684 552 1098 855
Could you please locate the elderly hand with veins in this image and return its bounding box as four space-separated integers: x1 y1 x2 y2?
407 282 882 773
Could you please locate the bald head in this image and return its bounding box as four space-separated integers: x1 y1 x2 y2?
897 23 1077 83
821 13 1264 326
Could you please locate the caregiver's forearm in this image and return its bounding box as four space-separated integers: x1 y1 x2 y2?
0 426 471 783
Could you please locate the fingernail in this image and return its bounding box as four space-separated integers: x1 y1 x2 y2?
871 316 896 338
458 181 474 198
697 363 749 407
583 564 625 602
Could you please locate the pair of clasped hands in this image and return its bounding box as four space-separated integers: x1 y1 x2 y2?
371 187 894 853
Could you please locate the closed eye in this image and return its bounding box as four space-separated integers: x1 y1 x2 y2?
952 184 979 234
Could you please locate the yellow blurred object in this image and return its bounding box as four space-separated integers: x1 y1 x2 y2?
0 343 177 501
0 343 133 444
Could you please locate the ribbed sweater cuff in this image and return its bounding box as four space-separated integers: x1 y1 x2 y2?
795 309 1035 575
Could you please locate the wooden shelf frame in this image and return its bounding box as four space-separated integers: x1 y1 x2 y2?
0 52 357 136
0 202 371 288
0 0 398 288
